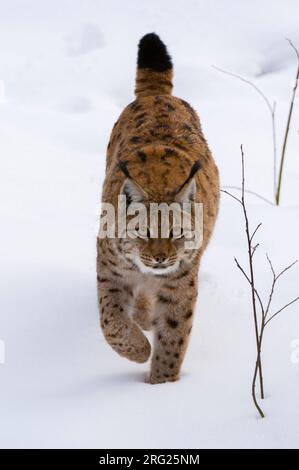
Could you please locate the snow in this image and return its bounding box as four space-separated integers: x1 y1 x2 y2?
0 0 299 449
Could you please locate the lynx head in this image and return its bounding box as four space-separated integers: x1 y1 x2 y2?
117 161 201 276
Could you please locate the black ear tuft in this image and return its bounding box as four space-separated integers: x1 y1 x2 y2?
189 160 201 179
118 160 131 179
175 160 201 195
137 33 172 72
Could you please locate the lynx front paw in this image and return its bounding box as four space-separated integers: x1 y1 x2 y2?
145 373 179 385
120 323 151 364
105 321 151 364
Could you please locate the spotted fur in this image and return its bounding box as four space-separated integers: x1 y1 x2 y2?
97 33 219 384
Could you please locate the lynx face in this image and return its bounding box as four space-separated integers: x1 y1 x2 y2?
118 177 198 275
124 230 185 275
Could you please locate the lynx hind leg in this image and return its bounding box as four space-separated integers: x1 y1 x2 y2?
132 293 153 331
98 278 151 364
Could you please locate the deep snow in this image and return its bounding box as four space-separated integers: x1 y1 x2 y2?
0 0 299 448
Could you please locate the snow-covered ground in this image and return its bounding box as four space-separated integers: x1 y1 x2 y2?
1 0 299 448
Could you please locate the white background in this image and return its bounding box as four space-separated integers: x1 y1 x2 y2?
0 0 299 448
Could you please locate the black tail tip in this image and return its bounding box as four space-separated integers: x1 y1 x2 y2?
137 33 172 72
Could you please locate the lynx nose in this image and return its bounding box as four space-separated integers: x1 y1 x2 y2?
154 254 167 264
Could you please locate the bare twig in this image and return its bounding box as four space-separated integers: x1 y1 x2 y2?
251 223 262 243
272 101 277 198
212 65 274 113
225 149 265 416
223 145 299 418
276 39 299 205
216 40 299 206
264 254 276 320
220 189 242 205
276 259 298 281
252 358 265 419
264 257 298 321
213 65 277 200
240 145 265 407
287 38 299 61
234 257 265 318
252 243 259 257
222 186 275 206
265 296 299 326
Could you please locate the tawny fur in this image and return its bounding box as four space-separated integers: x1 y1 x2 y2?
97 34 219 384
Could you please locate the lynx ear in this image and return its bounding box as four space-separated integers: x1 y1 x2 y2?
121 179 147 204
174 160 200 203
175 178 196 203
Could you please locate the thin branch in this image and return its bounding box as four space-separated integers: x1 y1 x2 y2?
276 39 299 205
224 145 299 418
235 145 265 411
276 260 298 281
251 223 262 243
263 256 298 321
213 65 277 200
287 38 299 61
220 189 242 205
252 359 265 418
241 145 245 202
266 253 276 278
234 257 265 317
235 147 265 407
222 186 275 206
264 254 276 320
265 296 299 326
212 65 274 114
251 243 259 257
272 101 277 198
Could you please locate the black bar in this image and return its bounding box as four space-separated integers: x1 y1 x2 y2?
0 449 298 467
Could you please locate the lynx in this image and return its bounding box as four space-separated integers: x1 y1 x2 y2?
97 33 219 384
